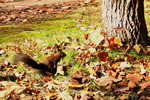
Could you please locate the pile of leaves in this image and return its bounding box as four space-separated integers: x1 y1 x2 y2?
0 26 150 99
0 0 98 24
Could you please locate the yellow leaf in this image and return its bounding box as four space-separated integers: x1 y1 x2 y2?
114 37 122 46
133 44 141 53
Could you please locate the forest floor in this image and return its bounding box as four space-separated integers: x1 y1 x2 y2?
0 0 150 99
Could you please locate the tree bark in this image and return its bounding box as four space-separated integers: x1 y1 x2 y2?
102 0 149 46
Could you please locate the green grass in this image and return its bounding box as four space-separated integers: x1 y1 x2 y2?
0 4 102 44
0 16 85 44
0 4 102 81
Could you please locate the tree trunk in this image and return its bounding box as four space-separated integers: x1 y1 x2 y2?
102 0 149 46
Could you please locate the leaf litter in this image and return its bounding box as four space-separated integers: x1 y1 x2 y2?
0 25 150 99
0 0 150 99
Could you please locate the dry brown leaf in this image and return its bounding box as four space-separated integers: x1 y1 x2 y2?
97 52 108 62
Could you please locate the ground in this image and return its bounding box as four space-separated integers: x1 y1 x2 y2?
0 0 150 99
0 0 79 9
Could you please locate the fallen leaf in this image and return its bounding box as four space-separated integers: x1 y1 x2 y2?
56 66 64 75
127 74 141 82
86 64 97 76
133 44 141 53
89 28 104 45
97 52 108 62
84 33 89 40
42 76 51 82
68 84 84 89
128 81 138 89
139 81 150 92
114 37 122 46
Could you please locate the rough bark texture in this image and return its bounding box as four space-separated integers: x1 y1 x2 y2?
102 0 148 46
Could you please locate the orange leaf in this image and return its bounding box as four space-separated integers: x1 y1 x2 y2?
140 81 150 91
128 81 138 89
42 76 51 82
127 74 141 82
